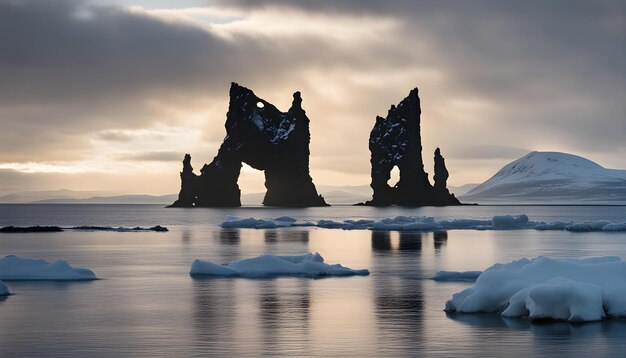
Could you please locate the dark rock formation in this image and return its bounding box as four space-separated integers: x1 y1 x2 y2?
71 226 169 232
0 226 63 233
171 154 197 207
433 147 459 203
170 83 327 207
365 88 461 206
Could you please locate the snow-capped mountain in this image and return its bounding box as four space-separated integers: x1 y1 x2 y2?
461 151 626 203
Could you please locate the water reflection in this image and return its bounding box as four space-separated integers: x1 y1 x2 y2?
264 230 309 244
398 231 422 252
371 230 424 252
192 279 238 354
181 230 192 244
371 230 425 355
264 230 278 243
433 231 448 254
447 312 626 337
217 229 240 245
371 231 391 251
258 280 310 354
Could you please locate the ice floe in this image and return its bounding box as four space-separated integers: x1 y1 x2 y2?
0 281 9 295
190 253 369 278
444 256 626 322
0 255 97 281
220 215 626 232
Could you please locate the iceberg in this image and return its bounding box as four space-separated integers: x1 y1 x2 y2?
0 280 9 296
220 215 626 232
491 214 531 229
0 255 97 281
190 253 369 278
444 256 626 322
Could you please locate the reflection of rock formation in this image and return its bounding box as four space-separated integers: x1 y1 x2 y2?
258 280 310 353
371 231 392 251
170 83 327 207
264 230 309 244
370 231 425 355
192 279 238 353
398 232 423 251
371 231 423 252
365 88 461 206
217 229 240 246
433 231 448 253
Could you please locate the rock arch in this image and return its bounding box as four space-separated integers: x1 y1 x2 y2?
170 83 327 207
365 87 461 206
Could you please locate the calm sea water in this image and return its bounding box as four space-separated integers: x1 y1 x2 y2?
0 204 625 357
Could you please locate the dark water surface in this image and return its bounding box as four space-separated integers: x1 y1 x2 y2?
0 204 625 357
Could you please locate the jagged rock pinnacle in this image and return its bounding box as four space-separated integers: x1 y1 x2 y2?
365 87 460 206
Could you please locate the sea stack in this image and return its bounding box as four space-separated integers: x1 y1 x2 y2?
365 87 461 206
170 83 327 207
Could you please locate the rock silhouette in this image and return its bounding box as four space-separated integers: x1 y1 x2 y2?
365 88 461 206
170 83 327 207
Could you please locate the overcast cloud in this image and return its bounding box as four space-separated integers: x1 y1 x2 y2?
0 0 623 194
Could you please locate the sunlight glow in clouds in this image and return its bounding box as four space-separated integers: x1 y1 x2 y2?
0 0 623 195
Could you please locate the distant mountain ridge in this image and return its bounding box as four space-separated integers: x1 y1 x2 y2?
34 194 178 205
461 151 626 204
0 184 481 205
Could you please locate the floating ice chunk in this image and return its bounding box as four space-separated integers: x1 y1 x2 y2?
438 219 491 230
502 278 605 322
565 221 611 232
190 253 369 278
491 214 531 229
444 256 626 322
220 218 278 229
434 270 482 282
0 280 9 295
316 220 348 229
219 215 625 233
534 221 571 230
0 255 97 281
273 216 298 223
603 222 626 232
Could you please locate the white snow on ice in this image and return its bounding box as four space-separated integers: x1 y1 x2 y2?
0 255 97 281
0 280 9 295
444 256 626 322
190 253 369 278
220 215 626 232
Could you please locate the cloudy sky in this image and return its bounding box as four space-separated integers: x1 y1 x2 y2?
0 0 624 195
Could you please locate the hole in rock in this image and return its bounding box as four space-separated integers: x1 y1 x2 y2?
238 163 266 206
388 165 400 187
